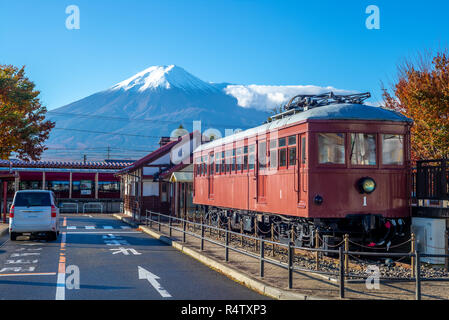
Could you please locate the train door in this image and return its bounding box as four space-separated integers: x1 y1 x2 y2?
298 134 307 207
257 140 267 203
208 152 214 199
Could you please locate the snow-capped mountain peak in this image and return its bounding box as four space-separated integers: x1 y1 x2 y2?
111 65 215 92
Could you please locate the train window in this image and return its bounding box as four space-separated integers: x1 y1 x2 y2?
244 155 248 170
289 147 297 166
270 140 278 169
244 146 248 154
279 138 286 147
318 133 345 164
237 147 243 155
301 136 307 164
288 135 296 146
237 156 243 171
382 134 404 165
232 157 236 172
248 144 255 170
350 133 377 165
258 142 267 169
279 148 287 167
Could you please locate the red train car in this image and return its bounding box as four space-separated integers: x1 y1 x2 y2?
193 93 413 247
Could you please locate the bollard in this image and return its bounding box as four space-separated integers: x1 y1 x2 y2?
339 246 345 299
315 231 320 270
260 239 265 278
344 234 349 272
415 250 421 300
225 229 229 262
288 242 293 289
411 233 416 275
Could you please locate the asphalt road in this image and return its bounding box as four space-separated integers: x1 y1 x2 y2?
0 214 268 300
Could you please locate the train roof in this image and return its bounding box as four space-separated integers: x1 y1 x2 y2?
195 103 413 152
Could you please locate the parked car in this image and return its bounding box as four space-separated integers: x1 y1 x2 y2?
9 190 60 241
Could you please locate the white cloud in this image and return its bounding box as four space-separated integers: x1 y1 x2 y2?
224 84 356 111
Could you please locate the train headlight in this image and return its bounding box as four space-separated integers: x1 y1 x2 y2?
358 177 376 194
314 195 323 205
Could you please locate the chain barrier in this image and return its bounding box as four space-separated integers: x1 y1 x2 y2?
348 238 411 250
317 233 344 248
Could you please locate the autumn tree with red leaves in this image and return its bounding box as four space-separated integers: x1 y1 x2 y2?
382 51 449 160
0 65 55 161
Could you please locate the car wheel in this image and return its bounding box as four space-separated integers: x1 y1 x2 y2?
48 232 57 241
10 232 17 241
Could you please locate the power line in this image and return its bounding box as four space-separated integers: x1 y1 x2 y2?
47 110 251 129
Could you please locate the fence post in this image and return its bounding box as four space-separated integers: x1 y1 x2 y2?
158 213 161 232
254 217 258 251
149 211 152 228
288 242 293 289
241 221 244 247
339 246 345 299
225 228 229 262
146 210 148 226
315 231 320 270
411 233 416 276
169 215 172 237
415 250 421 300
201 217 205 251
271 224 275 257
183 218 186 243
445 229 449 273
260 239 265 278
344 234 349 273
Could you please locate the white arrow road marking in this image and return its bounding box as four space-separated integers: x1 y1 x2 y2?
10 253 41 257
0 267 36 273
138 266 172 298
110 247 142 255
5 259 39 264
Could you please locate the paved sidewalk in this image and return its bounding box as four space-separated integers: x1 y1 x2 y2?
113 213 449 300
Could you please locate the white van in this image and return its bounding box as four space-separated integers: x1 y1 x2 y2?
9 190 60 241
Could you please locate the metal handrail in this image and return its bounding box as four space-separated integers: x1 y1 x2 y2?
143 209 449 300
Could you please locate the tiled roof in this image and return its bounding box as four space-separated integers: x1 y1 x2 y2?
0 159 132 170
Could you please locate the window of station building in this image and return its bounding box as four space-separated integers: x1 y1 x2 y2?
382 134 404 165
99 181 120 193
248 145 255 170
318 133 345 165
258 142 267 169
46 181 70 192
19 181 42 190
350 133 377 166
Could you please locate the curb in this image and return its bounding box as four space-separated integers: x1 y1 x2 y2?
112 214 139 228
113 214 328 300
0 226 9 238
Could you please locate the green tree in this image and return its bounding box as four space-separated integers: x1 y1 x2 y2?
0 65 55 160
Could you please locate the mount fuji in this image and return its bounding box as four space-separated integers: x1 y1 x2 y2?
44 65 353 161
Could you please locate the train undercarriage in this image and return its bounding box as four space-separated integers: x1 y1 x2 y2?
198 205 410 251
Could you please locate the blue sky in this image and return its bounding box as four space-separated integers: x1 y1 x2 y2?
0 0 448 110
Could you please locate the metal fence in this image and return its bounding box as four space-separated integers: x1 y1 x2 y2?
144 209 449 300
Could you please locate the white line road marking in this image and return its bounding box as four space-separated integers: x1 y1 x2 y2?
121 226 131 229
67 226 76 230
0 267 36 273
104 240 129 246
85 226 95 230
67 231 140 235
0 272 56 277
103 226 113 229
110 247 142 255
15 247 42 251
138 266 172 298
5 260 39 264
10 253 41 257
